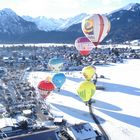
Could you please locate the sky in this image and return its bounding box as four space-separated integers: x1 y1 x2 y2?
0 0 140 18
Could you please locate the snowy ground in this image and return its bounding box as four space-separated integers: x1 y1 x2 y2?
27 59 140 140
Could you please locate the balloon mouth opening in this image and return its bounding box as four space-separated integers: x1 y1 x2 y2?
41 93 50 99
80 50 90 56
38 88 53 91
83 73 93 81
93 42 99 46
86 79 91 81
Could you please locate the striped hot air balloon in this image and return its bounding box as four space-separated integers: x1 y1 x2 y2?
77 81 96 102
82 14 111 46
75 37 93 56
38 80 55 99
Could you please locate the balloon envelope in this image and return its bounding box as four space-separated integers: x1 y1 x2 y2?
52 73 66 89
82 14 111 46
82 66 96 81
48 58 64 71
77 81 96 102
79 50 90 56
75 37 93 56
45 76 52 82
38 80 55 99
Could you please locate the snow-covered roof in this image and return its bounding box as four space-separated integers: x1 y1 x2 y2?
130 39 140 44
22 109 32 115
0 118 16 129
0 104 6 113
16 115 28 122
68 123 97 140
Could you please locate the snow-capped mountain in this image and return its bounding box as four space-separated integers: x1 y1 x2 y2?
108 3 140 22
109 3 140 14
22 13 89 31
107 3 140 43
0 3 139 43
121 3 140 11
66 3 140 43
0 8 38 35
22 16 65 31
58 13 89 31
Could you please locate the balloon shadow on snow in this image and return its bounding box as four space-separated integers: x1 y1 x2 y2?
54 89 83 102
96 63 116 68
96 108 140 128
93 99 122 111
52 103 105 124
97 81 140 96
66 76 84 83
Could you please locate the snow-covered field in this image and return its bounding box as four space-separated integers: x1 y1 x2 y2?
27 59 140 140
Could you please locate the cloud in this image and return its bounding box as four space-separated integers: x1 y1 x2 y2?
101 0 123 5
0 0 82 18
0 0 138 18
86 0 123 14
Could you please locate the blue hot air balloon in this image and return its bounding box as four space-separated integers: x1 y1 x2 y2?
48 58 64 72
52 73 66 90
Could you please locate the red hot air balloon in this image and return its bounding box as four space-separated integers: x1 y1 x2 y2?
75 37 93 56
38 80 55 99
82 14 111 47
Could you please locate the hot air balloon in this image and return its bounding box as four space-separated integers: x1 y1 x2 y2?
52 73 66 91
48 58 64 72
45 76 52 82
82 14 111 46
75 37 93 56
38 80 55 99
77 81 96 102
82 66 96 81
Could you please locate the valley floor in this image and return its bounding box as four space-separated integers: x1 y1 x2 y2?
27 59 140 140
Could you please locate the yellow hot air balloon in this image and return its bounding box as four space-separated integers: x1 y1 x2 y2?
45 76 52 82
82 66 95 81
77 81 96 102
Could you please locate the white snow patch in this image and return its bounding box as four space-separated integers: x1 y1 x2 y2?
27 59 140 140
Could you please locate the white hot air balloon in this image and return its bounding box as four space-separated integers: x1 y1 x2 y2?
82 14 111 47
75 37 93 56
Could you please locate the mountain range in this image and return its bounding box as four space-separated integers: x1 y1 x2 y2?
22 13 89 31
0 3 140 44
